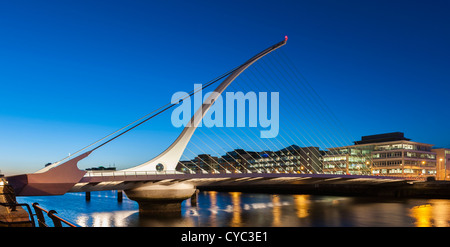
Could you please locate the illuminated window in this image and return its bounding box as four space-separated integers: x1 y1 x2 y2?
323 156 346 162
388 169 402 173
403 144 414 150
392 144 402 149
406 152 416 157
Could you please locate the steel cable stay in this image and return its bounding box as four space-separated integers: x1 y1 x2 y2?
194 129 266 174
232 57 316 174
246 61 342 174
240 61 328 174
279 49 359 148
185 137 236 173
39 65 241 173
237 61 326 174
182 147 216 174
180 78 290 175
197 126 290 174
269 52 362 164
196 127 259 173
39 37 359 177
272 51 372 174
183 56 305 174
89 68 239 153
212 124 288 173
183 53 328 175
261 56 347 153
223 80 301 175
62 38 286 174
260 53 361 174
257 55 350 174
191 130 251 173
237 69 325 174
190 79 293 175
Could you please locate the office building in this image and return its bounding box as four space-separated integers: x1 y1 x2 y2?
323 132 437 178
178 145 322 174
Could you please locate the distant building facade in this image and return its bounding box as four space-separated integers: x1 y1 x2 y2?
177 132 445 179
323 132 437 178
178 154 220 173
322 145 372 175
246 145 322 174
177 145 322 174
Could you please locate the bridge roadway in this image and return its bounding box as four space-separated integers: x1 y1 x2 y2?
69 172 413 197
66 172 450 216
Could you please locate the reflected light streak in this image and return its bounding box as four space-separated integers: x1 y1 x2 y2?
208 191 218 227
77 210 137 227
293 195 309 218
410 200 450 227
271 195 281 226
229 192 242 227
430 200 450 227
410 204 432 227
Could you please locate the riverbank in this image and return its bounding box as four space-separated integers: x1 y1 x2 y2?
198 180 450 199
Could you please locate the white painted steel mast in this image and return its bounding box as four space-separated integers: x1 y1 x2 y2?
124 37 288 172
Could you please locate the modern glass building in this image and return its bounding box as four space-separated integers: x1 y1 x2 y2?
178 145 323 174
178 132 442 179
322 146 372 175
323 132 437 178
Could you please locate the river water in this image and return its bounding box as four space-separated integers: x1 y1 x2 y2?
16 190 450 227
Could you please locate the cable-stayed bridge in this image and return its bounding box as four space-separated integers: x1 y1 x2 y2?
5 37 428 215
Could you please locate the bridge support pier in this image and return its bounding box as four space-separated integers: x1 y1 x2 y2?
190 189 199 206
124 183 196 216
117 190 123 203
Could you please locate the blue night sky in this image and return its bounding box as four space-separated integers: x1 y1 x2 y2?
0 0 449 175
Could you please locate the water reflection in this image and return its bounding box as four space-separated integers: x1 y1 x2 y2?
410 200 450 227
230 192 242 227
271 195 281 226
77 210 137 227
16 191 450 227
293 195 309 219
208 191 218 227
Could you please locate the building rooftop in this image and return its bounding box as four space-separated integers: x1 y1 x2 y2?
354 132 411 145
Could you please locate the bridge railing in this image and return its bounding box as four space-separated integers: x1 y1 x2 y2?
32 203 78 227
84 170 186 177
84 169 261 177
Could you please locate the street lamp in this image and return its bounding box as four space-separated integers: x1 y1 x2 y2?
421 161 426 177
440 158 445 181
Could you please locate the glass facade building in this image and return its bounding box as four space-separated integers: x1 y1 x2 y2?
178 132 444 179
322 146 372 175
323 132 437 178
178 145 323 174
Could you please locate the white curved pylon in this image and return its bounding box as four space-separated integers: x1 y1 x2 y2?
123 37 288 172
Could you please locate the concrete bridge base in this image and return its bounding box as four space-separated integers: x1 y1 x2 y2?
124 183 196 216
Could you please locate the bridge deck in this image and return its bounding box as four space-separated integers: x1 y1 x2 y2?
70 172 412 193
79 172 408 183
